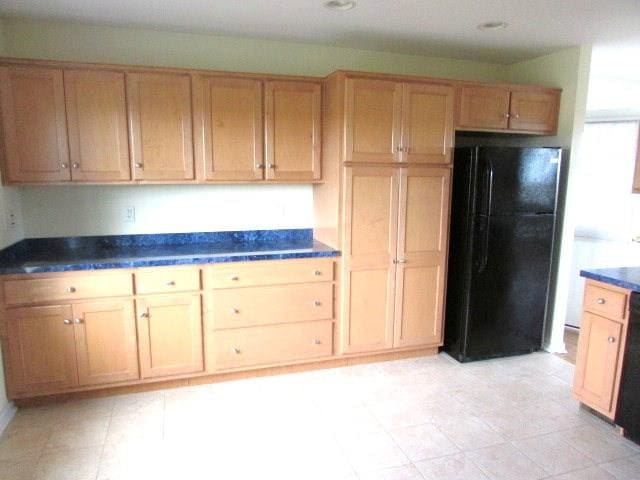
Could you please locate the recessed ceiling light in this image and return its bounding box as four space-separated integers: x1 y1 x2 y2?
324 0 357 11
477 21 509 31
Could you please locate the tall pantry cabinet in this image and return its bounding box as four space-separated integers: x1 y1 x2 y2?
315 72 453 355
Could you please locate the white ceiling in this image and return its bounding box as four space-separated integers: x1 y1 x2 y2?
1 0 639 64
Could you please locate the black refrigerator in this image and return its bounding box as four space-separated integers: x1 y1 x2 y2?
444 146 561 362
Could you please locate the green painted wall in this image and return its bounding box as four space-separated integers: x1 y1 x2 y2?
1 18 507 81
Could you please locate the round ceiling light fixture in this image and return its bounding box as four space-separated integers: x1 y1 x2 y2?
324 0 357 11
477 21 509 31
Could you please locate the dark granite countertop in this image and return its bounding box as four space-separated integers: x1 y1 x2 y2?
0 229 340 274
580 267 640 292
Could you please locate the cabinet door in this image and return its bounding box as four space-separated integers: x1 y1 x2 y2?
126 72 194 181
73 300 139 386
457 86 510 131
0 66 70 183
5 305 77 396
394 167 450 348
136 294 203 378
64 69 131 181
344 78 402 164
508 89 560 133
194 76 264 181
401 83 454 165
341 166 399 353
264 81 321 181
573 312 624 417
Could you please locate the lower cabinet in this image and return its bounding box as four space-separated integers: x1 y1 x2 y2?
73 300 139 386
5 305 78 396
5 300 139 396
207 320 333 370
574 311 625 417
341 165 450 353
136 294 204 378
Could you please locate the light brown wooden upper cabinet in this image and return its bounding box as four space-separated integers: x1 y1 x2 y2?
341 166 399 353
73 300 139 386
457 86 510 131
126 72 194 181
136 293 204 378
344 79 402 164
193 76 264 181
344 78 453 165
65 69 131 182
457 84 560 134
264 80 321 181
394 167 450 348
0 65 70 183
401 83 454 164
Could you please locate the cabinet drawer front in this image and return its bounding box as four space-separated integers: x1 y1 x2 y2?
209 320 333 370
3 273 133 306
135 268 201 294
584 283 628 320
204 258 334 289
208 283 333 329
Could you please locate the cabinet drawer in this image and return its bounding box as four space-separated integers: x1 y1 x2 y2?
208 283 333 329
204 258 334 289
3 273 133 306
135 268 201 295
208 320 333 370
584 282 628 320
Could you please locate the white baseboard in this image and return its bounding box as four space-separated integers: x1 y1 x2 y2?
543 339 567 354
0 402 17 435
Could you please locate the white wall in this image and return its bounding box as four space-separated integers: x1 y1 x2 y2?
21 185 313 237
0 18 20 429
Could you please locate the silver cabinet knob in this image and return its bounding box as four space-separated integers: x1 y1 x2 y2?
66 286 76 293
314 270 322 276
513 112 520 119
313 300 322 306
256 164 265 169
397 259 407 264
72 162 80 169
61 163 69 169
135 163 144 169
74 318 84 324
312 339 322 345
166 280 176 286
230 276 239 281
233 348 241 354
267 164 275 169
608 336 616 343
395 146 403 152
231 308 240 314
596 298 606 305
63 319 72 325
140 312 149 318
503 113 511 118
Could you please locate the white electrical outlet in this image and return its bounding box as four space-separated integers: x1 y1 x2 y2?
6 210 17 229
124 206 136 224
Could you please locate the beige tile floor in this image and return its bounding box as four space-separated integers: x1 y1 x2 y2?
0 352 638 480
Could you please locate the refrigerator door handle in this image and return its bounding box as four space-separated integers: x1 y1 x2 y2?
477 215 490 274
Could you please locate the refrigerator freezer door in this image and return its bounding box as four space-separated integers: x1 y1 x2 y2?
462 213 555 360
477 147 560 216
